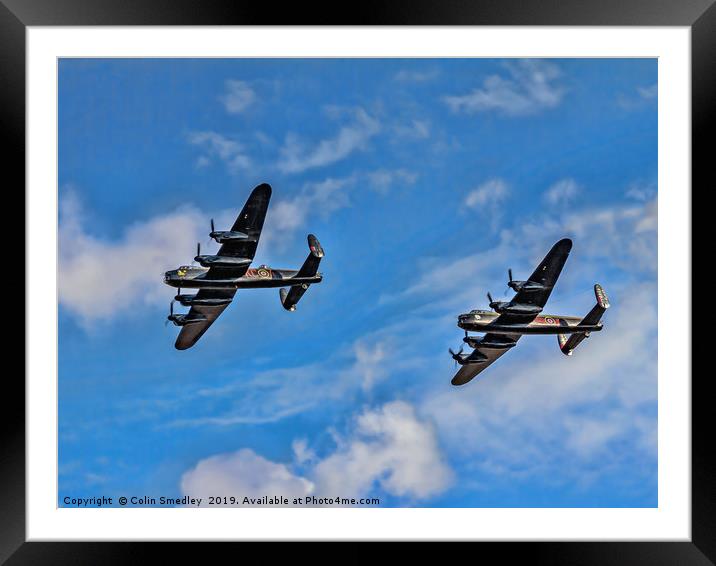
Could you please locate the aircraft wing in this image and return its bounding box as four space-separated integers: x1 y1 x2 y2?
175 289 237 350
205 183 273 281
218 183 271 259
495 238 572 325
451 334 521 386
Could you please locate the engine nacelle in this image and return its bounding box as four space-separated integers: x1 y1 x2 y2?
175 294 232 307
167 313 207 327
463 336 516 349
499 303 543 316
195 255 252 268
210 230 250 243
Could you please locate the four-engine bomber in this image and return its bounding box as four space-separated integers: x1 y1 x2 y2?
163 183 324 350
449 238 610 386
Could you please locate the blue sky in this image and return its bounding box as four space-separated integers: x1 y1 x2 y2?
58 58 657 508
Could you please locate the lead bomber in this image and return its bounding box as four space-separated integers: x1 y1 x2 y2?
163 183 324 350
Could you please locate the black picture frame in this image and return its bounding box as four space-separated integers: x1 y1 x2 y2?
4 0 708 562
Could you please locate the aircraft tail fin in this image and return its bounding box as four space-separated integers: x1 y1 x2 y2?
296 234 324 278
280 235 323 311
558 284 610 356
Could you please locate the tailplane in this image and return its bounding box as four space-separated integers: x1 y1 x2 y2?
558 284 610 355
280 234 324 311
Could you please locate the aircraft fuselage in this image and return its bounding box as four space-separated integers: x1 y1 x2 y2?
457 310 603 335
163 265 323 290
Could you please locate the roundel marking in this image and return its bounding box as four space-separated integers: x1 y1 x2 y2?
257 268 271 278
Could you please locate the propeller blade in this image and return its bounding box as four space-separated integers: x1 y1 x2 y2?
210 218 215 233
197 242 201 257
487 291 494 304
508 268 513 283
170 300 174 316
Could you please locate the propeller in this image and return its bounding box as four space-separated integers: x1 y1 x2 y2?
207 219 216 245
449 346 464 367
508 268 514 284
487 291 504 312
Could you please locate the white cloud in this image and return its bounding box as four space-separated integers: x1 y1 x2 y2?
180 401 453 505
353 341 388 391
464 178 509 209
220 80 256 114
463 178 509 232
543 178 580 205
637 84 657 100
625 181 656 202
617 84 658 110
313 401 453 499
58 190 207 324
277 108 380 174
181 449 314 505
366 168 419 194
444 60 564 116
292 438 316 465
187 131 251 172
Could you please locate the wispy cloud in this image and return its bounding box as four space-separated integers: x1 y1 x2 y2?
444 60 564 116
463 178 509 232
187 131 251 172
617 83 658 110
625 180 656 202
464 178 509 209
219 80 256 114
180 401 453 505
277 107 380 174
366 168 419 194
543 178 580 205
388 193 657 307
162 335 415 429
637 84 657 100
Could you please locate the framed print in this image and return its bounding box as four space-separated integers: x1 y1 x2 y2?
5 0 710 562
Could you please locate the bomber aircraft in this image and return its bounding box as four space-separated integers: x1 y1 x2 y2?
449 238 609 386
163 183 324 350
